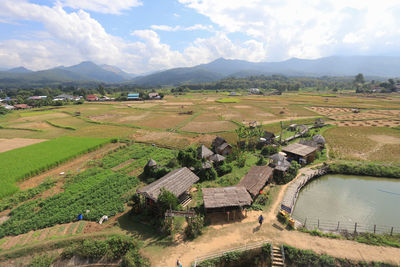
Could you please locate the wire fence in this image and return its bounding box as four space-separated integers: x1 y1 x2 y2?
293 216 400 235
193 240 270 267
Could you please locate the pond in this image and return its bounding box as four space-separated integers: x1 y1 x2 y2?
292 174 400 231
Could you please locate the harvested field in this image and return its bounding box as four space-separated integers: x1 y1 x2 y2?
163 102 193 105
0 138 47 153
325 126 400 163
330 119 400 127
306 106 353 116
181 121 236 133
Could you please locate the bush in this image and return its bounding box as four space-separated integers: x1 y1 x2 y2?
329 162 400 178
261 145 278 156
198 167 218 181
121 249 150 267
256 156 267 166
275 161 300 184
29 254 54 267
158 188 180 215
216 163 233 176
177 147 200 167
185 216 204 239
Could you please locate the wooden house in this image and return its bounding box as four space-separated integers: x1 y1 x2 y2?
282 143 318 165
210 154 225 163
127 93 140 101
13 104 31 109
269 153 291 177
202 187 252 215
137 167 199 207
237 166 273 198
212 137 232 156
86 95 98 101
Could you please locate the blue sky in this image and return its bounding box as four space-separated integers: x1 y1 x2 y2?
1 0 400 73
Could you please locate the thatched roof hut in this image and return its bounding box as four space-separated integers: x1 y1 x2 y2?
210 154 226 162
198 145 214 159
146 159 157 167
299 139 318 148
282 143 318 165
312 134 326 146
237 166 273 198
137 167 199 201
202 187 252 209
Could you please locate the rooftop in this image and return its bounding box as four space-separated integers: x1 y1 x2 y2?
282 143 318 157
237 166 273 197
202 186 252 209
138 167 199 201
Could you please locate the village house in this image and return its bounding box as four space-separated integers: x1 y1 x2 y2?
27 96 47 100
312 134 326 149
86 95 99 101
54 94 80 101
137 167 199 208
13 104 31 109
209 154 225 163
315 118 325 127
282 142 318 165
249 88 260 95
127 93 140 101
269 152 291 177
148 92 160 99
237 166 273 199
261 131 276 144
202 186 252 218
212 137 232 156
1 104 15 110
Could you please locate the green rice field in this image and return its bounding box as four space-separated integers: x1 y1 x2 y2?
0 136 109 199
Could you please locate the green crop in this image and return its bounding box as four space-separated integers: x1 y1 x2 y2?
0 136 109 199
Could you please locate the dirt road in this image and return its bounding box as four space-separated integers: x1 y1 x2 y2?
149 167 400 267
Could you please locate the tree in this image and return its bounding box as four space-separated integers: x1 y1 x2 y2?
354 73 365 84
157 188 179 215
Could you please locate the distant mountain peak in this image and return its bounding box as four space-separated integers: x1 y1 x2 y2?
7 66 33 73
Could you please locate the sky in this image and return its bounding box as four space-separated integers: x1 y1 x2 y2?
1 0 400 74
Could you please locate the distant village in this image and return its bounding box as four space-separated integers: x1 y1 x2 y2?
0 92 162 110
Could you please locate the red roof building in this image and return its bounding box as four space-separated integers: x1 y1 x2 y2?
86 95 98 101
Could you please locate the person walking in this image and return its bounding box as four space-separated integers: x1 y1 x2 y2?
258 214 264 227
177 259 182 267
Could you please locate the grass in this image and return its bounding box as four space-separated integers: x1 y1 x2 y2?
45 120 76 130
324 126 400 163
216 98 240 103
0 136 109 199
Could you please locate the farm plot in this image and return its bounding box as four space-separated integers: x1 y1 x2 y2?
329 110 397 121
306 106 353 116
324 126 400 163
180 121 237 133
0 138 47 153
102 143 177 173
330 119 400 127
0 168 137 238
0 136 109 199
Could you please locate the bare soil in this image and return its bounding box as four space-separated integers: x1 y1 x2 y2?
181 121 236 133
0 138 47 153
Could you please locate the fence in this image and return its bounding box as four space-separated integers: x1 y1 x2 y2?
281 166 329 214
293 216 400 235
193 240 270 267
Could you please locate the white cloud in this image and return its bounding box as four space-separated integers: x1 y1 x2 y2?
179 0 400 60
61 0 142 14
150 24 213 32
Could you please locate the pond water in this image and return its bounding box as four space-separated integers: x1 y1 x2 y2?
292 174 400 229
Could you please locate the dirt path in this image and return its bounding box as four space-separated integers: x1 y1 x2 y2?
150 166 400 267
17 143 122 190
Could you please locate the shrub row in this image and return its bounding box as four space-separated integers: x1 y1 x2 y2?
45 120 76 130
329 162 400 178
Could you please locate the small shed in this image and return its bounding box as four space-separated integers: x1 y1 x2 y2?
146 159 157 168
312 134 326 148
216 142 232 156
127 93 140 100
212 136 226 150
262 131 276 144
198 145 214 160
202 187 252 213
282 143 318 165
137 167 199 206
237 166 273 198
315 118 325 127
269 153 291 177
210 154 226 163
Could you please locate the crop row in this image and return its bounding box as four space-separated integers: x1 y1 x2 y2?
101 143 177 172
0 136 110 199
0 168 138 238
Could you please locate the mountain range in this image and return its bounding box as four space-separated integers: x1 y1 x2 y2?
1 56 400 87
